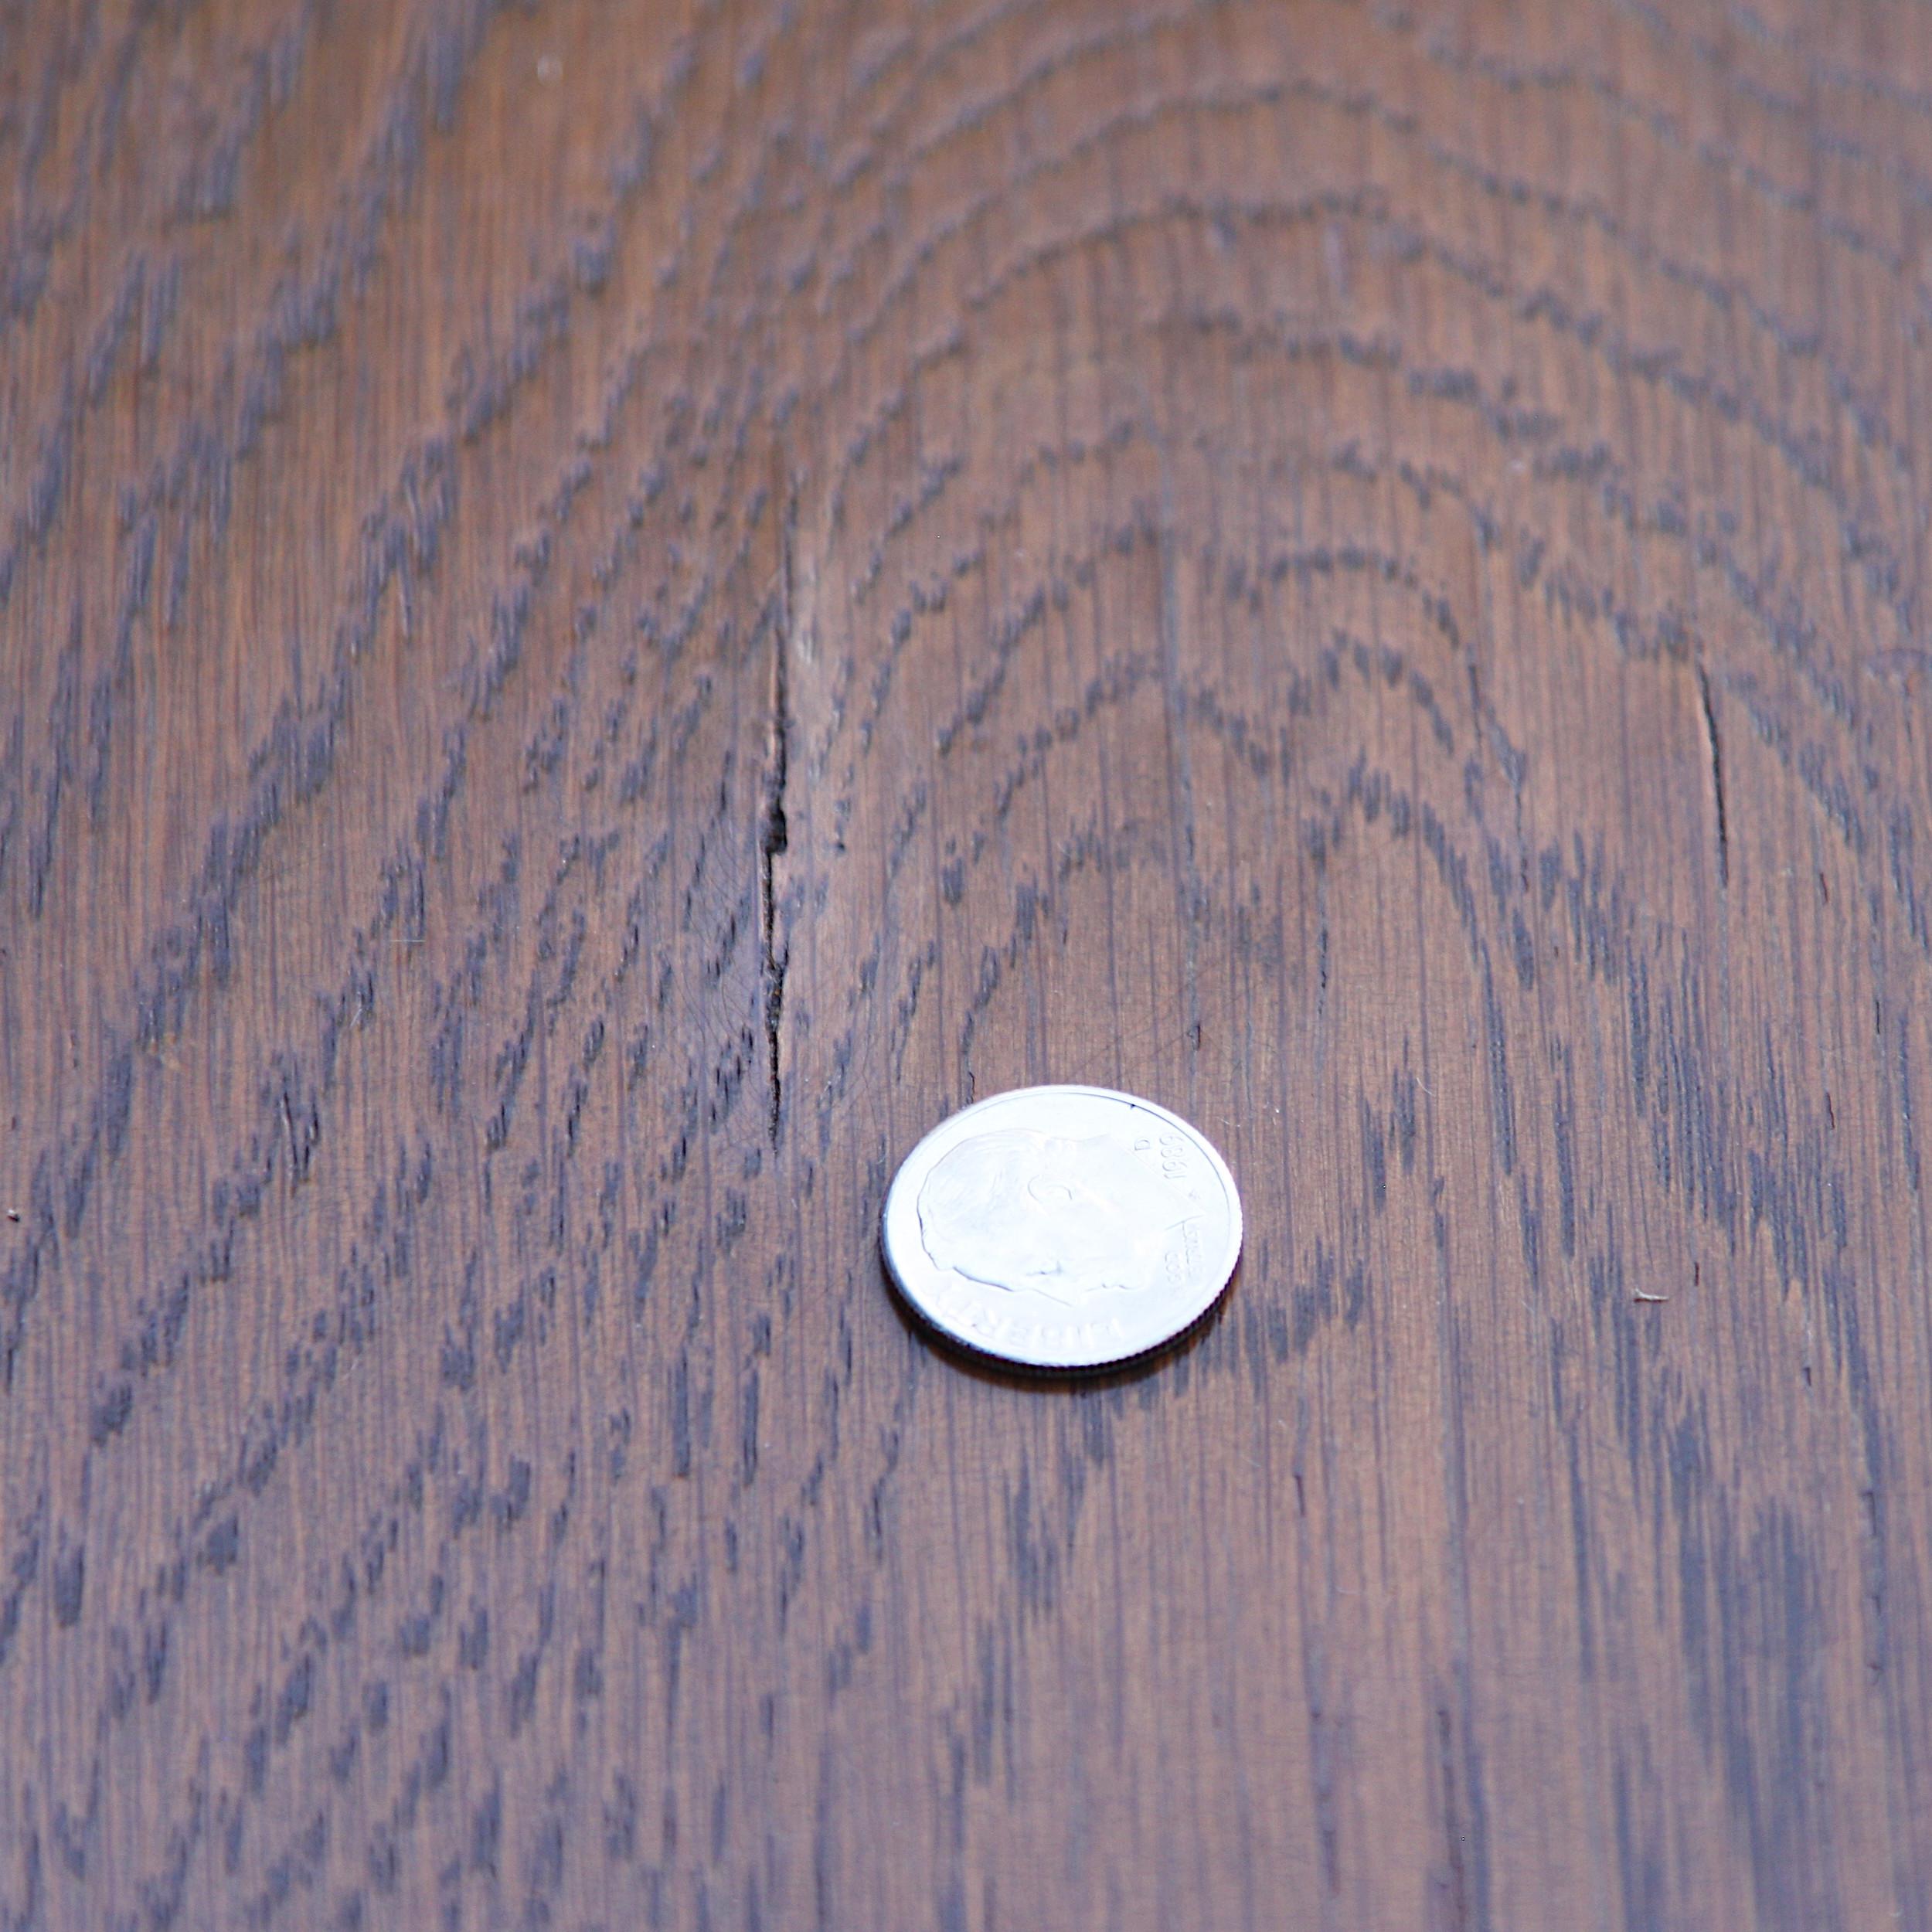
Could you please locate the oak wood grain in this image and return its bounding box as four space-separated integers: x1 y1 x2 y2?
4 1 1931 1926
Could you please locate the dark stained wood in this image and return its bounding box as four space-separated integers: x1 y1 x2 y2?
4 0 1931 1924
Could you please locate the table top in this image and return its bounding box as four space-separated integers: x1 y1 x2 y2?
3 2 1929 1927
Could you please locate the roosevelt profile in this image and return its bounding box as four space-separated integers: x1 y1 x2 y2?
915 1127 1192 1304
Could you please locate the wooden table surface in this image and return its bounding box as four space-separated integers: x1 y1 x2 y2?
5 2 1931 1926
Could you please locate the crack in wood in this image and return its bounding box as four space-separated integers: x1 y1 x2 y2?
760 506 794 1148
1696 661 1730 889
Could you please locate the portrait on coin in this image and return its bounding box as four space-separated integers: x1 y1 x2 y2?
915 1126 1196 1304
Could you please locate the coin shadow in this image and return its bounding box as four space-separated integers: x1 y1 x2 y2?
876 1247 1240 1393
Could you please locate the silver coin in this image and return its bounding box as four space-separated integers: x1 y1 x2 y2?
882 1085 1243 1369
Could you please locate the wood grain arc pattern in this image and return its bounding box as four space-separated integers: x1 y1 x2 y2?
2 1 1930 1927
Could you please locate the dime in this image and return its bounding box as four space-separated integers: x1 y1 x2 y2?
881 1085 1243 1369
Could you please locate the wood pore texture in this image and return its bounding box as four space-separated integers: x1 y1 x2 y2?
3 1 1930 1927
